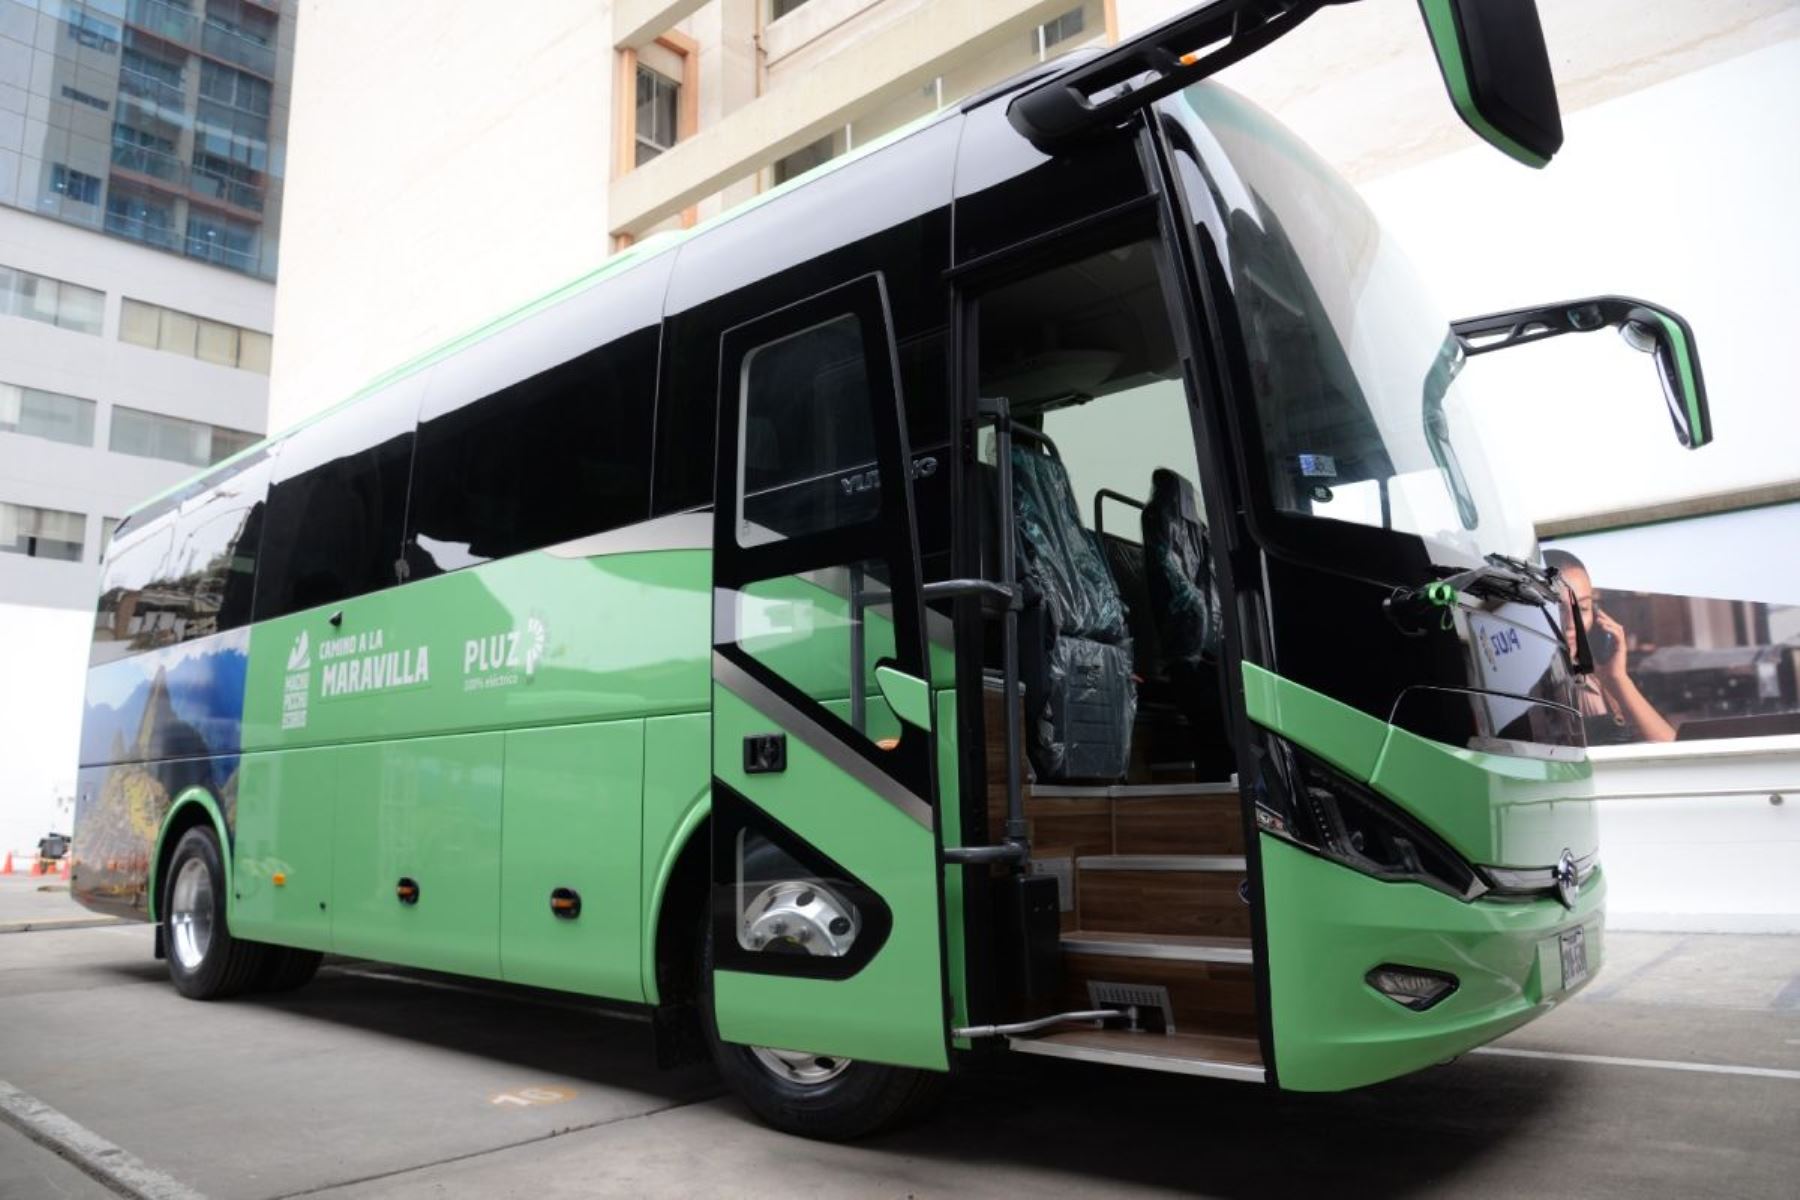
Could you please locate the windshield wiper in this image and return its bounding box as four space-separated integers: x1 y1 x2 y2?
1383 553 1592 674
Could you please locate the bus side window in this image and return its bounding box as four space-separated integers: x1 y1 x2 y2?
407 327 657 575
253 377 424 622
89 450 273 664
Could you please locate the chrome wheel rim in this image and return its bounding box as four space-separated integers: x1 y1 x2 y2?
168 857 214 971
749 1046 852 1085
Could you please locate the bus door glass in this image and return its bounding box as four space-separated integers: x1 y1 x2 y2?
708 273 948 1070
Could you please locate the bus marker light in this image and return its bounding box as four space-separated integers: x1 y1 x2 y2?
550 887 581 919
1366 965 1458 1012
396 878 420 905
272 872 286 887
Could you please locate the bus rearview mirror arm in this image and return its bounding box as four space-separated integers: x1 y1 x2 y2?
1450 297 1713 450
1008 0 1563 168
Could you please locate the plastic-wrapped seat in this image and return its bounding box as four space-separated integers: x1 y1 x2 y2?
1010 441 1135 782
1141 468 1232 779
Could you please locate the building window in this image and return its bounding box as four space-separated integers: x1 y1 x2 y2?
60 86 111 113
119 298 271 373
101 517 122 555
186 210 259 272
65 6 121 52
771 0 812 19
635 66 680 166
109 405 256 468
1035 7 1087 57
50 165 103 207
0 383 98 448
0 265 104 335
0 502 86 562
202 0 278 77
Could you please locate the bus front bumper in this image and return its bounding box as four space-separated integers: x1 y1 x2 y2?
1260 834 1605 1092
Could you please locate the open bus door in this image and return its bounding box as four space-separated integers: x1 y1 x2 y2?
706 273 949 1072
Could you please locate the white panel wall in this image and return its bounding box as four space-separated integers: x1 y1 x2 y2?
271 0 618 434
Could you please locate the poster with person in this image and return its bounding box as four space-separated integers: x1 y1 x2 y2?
1541 549 1800 747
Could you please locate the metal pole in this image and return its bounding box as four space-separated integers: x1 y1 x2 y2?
992 399 1028 850
849 563 866 734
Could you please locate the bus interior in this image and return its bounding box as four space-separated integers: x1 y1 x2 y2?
970 236 1260 1068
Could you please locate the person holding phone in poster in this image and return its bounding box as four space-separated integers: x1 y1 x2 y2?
1542 549 1676 744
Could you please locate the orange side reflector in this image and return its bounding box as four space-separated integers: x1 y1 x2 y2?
876 737 900 751
272 872 287 887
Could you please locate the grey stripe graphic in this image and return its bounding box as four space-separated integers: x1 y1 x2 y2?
713 651 933 830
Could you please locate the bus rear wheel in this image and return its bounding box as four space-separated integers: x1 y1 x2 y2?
698 915 943 1140
162 827 265 1000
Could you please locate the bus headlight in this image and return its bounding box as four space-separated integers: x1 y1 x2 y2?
1254 736 1487 902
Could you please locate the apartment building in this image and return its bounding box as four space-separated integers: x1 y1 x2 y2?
1 0 296 610
273 0 1114 431
0 0 295 854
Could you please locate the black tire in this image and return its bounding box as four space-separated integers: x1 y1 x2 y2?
698 911 944 1140
255 946 323 992
161 826 265 1000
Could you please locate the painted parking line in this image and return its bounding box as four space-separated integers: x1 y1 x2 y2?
1474 1046 1800 1081
0 1080 208 1200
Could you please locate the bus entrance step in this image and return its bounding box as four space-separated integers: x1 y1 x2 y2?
1059 931 1258 1040
1007 1027 1265 1083
1074 855 1250 939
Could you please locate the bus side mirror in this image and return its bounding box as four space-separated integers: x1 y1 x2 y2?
1417 0 1564 167
1451 297 1713 450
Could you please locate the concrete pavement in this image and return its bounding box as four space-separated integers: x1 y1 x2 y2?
0 875 118 933
0 922 1794 1199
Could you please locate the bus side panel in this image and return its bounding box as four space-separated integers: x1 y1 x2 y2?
500 720 644 998
73 627 250 919
232 746 334 950
330 732 505 979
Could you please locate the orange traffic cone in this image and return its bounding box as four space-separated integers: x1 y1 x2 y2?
1 852 12 874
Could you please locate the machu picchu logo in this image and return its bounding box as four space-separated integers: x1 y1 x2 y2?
286 630 310 672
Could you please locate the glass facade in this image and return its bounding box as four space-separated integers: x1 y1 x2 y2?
0 0 294 280
0 380 98 445
108 403 255 466
0 500 86 560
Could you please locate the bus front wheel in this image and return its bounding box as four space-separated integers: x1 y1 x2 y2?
162 827 266 1000
697 914 943 1140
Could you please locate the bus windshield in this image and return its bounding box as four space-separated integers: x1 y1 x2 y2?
1171 83 1535 571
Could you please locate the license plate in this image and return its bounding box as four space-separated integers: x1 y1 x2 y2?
1559 926 1589 990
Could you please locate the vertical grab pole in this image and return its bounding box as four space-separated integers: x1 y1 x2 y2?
849 563 867 735
987 397 1028 854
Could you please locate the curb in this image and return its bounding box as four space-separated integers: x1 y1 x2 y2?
0 916 126 935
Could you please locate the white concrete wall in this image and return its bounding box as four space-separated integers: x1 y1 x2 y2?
270 0 619 433
1590 738 1800 932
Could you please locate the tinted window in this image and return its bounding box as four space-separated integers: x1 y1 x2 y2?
253 380 423 621
91 449 272 664
407 327 657 574
737 314 878 546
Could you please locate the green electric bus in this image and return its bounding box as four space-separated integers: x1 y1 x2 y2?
74 0 1713 1138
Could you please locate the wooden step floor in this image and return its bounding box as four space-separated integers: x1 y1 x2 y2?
1009 1027 1265 1082
1076 854 1251 939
